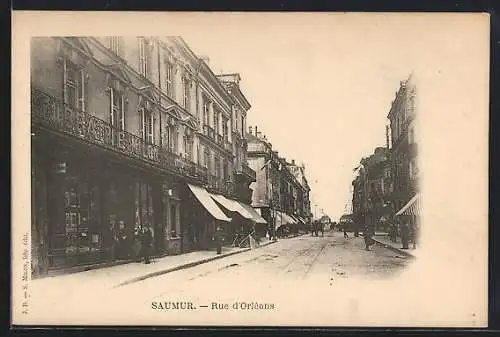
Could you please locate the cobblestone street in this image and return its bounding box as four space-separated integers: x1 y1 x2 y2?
28 231 412 325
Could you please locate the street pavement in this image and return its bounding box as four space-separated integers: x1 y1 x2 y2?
26 231 412 326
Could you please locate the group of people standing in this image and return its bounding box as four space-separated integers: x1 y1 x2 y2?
388 222 418 250
111 221 154 264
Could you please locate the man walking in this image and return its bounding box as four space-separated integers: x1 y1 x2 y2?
401 223 410 249
213 226 223 255
141 226 153 264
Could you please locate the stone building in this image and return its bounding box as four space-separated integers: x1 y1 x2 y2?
246 126 311 237
30 36 259 277
387 74 420 217
351 147 392 233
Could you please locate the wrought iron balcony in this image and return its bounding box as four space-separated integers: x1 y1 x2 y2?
31 87 208 184
223 139 232 152
235 162 256 181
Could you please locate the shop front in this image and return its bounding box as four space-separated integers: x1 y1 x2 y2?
185 184 231 251
31 133 176 276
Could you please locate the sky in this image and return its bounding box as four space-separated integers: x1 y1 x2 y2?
173 14 423 220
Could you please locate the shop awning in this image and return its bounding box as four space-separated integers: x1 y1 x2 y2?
210 193 253 220
238 202 268 224
395 193 421 216
275 211 297 229
188 184 231 222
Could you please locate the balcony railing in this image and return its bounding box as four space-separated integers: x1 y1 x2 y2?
242 163 257 180
203 124 215 140
32 87 208 184
215 133 223 145
223 139 232 152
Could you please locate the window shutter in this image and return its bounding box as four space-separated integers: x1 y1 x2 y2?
139 108 145 140
78 69 85 112
150 112 154 144
63 59 68 104
120 95 126 130
109 87 114 125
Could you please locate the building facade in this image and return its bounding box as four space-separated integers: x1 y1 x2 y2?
246 126 312 237
387 74 418 213
30 36 257 277
352 147 393 233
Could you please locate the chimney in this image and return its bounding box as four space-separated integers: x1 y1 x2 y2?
255 126 258 136
200 55 210 65
249 126 253 135
291 159 295 165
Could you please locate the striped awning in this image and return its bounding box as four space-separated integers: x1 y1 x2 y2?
275 211 297 229
188 184 231 222
395 193 421 216
210 193 253 220
237 202 268 224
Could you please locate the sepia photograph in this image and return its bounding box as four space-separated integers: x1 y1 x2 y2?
12 12 489 327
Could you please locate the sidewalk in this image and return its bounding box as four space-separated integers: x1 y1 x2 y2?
31 238 276 291
371 234 419 258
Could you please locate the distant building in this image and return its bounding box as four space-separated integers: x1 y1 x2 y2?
286 160 312 224
352 147 393 233
387 74 419 215
246 126 312 236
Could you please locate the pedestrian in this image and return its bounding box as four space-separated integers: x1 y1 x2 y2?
213 226 223 255
363 230 371 251
343 226 349 239
141 225 153 264
411 223 418 249
400 223 410 249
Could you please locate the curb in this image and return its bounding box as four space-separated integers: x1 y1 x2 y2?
115 240 277 288
372 238 415 259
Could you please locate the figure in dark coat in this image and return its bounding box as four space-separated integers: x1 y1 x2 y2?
213 226 223 255
400 223 410 249
141 226 153 264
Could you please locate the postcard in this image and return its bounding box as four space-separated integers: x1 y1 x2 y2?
11 11 489 327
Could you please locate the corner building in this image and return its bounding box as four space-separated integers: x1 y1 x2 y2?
30 37 258 277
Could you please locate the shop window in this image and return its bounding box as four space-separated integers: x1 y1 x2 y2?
53 177 103 258
169 203 180 238
134 182 154 228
